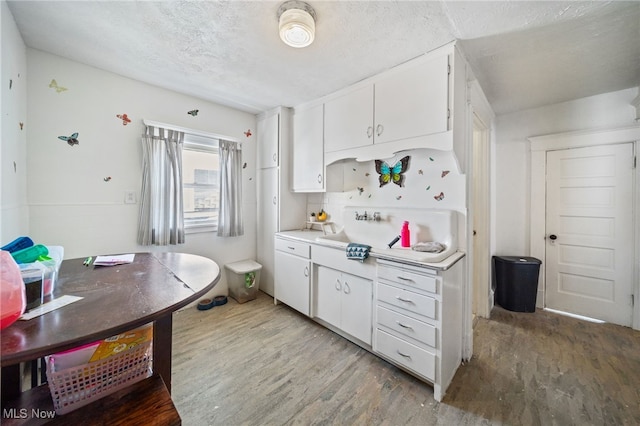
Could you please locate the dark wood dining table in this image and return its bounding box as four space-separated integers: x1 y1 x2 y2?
1 252 220 401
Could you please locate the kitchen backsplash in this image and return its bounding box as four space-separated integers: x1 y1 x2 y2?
308 148 465 230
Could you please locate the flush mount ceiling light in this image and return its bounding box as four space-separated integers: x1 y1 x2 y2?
277 0 316 48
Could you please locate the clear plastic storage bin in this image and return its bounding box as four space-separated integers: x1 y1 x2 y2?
225 260 262 303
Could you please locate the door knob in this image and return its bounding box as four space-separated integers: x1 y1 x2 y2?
549 234 557 240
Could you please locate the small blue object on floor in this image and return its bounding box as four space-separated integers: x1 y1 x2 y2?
197 295 228 311
346 243 372 262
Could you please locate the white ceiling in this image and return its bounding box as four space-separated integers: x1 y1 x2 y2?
7 1 640 115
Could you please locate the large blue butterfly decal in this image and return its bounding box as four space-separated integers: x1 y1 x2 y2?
375 156 410 187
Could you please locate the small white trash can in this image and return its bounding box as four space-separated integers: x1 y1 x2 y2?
225 260 262 303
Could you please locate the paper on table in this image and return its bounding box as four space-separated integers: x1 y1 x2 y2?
19 295 83 320
93 254 135 266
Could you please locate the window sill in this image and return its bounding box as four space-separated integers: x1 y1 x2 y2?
185 225 217 235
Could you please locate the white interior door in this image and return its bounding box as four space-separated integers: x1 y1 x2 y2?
471 116 491 318
545 143 634 326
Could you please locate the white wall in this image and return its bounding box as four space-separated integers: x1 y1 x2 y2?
493 87 639 256
1 2 29 243
22 49 258 298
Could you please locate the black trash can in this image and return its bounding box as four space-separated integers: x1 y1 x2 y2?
492 256 542 312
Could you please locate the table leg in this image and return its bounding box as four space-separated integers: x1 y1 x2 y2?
153 314 173 394
1 364 21 401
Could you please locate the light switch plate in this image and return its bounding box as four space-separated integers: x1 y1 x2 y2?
124 190 136 204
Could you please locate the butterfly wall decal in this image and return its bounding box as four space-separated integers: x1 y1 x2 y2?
116 113 131 125
58 132 79 146
434 192 445 201
374 156 410 187
244 129 252 137
49 79 68 93
187 109 199 116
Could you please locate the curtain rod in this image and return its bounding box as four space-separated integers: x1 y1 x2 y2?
142 119 240 143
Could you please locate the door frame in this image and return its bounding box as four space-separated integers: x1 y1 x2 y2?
462 79 495 360
529 125 640 330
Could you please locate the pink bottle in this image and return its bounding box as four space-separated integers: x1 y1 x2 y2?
401 221 411 248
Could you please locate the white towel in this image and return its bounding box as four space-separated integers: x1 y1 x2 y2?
412 242 446 253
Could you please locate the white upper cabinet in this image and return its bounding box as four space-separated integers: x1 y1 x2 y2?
324 85 374 153
374 54 449 145
292 104 325 192
258 112 279 169
323 52 450 155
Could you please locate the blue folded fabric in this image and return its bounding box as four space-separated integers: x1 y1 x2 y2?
1 236 34 253
346 243 371 262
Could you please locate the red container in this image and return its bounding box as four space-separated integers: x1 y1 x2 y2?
401 221 411 248
1 251 26 329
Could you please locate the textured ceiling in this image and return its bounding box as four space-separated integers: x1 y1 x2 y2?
6 1 640 115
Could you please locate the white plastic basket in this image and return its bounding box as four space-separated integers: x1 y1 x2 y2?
46 340 152 414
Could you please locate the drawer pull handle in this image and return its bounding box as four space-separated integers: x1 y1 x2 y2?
396 296 414 304
396 321 413 330
287 246 295 250
397 350 411 359
397 276 415 283
335 280 342 291
304 266 309 277
343 282 351 294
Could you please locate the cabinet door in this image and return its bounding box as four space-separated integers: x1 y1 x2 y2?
324 85 373 153
257 168 278 296
258 113 279 169
274 251 310 316
292 104 325 192
341 273 372 345
374 54 449 145
315 266 342 328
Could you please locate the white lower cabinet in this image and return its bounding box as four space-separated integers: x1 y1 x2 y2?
274 238 311 316
273 235 464 402
316 265 372 345
373 258 463 402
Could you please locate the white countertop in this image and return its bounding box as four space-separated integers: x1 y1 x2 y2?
276 229 465 271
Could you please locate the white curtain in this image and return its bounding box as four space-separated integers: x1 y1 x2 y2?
217 140 244 237
137 126 185 245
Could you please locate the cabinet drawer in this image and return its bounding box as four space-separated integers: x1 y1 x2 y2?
376 306 436 348
377 265 437 294
377 282 437 320
275 238 310 258
375 329 435 381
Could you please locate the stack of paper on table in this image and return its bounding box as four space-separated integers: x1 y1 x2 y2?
93 254 135 266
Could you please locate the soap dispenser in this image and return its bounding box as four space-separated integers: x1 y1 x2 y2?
401 221 410 247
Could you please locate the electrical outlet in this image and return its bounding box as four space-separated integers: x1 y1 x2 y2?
124 191 136 204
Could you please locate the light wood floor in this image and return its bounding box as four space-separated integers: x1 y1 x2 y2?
172 291 640 425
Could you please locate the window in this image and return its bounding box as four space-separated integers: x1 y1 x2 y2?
182 134 219 231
